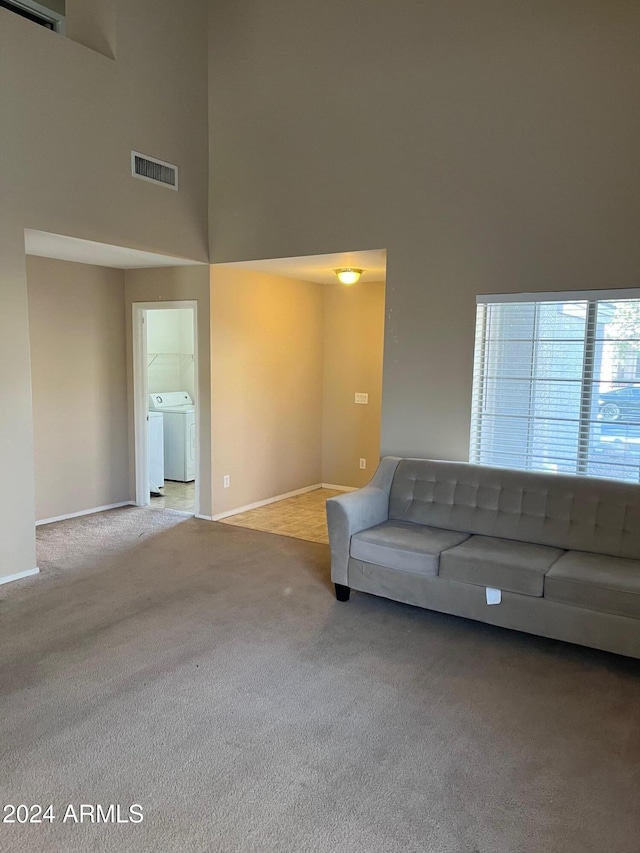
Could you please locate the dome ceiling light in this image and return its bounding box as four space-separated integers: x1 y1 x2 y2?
334 268 363 285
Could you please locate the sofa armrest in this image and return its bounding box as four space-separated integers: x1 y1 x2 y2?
326 457 401 586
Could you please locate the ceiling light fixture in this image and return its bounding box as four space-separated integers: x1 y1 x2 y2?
334 268 363 285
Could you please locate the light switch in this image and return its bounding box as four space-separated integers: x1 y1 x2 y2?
355 393 368 404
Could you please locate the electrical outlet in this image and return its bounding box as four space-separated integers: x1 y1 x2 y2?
354 393 369 404
359 458 366 470
223 475 230 488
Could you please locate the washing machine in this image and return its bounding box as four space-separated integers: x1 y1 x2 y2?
149 392 196 482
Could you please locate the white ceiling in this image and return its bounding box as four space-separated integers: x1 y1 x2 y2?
215 249 387 285
24 230 204 269
24 232 386 283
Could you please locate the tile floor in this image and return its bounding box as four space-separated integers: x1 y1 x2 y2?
150 480 195 513
220 488 343 544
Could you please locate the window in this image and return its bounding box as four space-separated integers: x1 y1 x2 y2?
0 0 65 33
470 290 640 482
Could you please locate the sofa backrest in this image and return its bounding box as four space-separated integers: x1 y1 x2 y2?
388 458 640 559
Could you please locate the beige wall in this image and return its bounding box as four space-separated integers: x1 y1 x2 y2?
0 225 38 577
210 267 323 516
0 0 208 580
22 1 115 59
66 0 117 60
44 0 66 14
322 281 385 488
27 257 129 522
124 266 212 518
2 0 209 259
209 0 640 463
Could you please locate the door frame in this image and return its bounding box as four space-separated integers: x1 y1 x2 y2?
132 300 200 514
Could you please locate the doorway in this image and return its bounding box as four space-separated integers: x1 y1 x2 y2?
132 301 199 515
208 249 386 522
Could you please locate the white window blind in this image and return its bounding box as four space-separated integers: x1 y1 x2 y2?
470 292 640 482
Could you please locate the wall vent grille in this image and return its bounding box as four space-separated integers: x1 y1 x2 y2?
131 151 178 190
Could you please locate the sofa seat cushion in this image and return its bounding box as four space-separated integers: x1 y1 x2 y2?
350 521 469 576
545 551 640 619
439 535 564 597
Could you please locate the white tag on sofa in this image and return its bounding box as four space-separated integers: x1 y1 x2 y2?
486 587 501 605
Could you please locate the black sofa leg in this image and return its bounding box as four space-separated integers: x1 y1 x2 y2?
335 583 351 602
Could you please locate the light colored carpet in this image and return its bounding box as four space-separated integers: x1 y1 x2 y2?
0 506 639 853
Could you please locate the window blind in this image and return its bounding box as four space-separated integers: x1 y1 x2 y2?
470 295 640 482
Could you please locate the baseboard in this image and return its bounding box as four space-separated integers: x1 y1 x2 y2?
36 501 134 527
0 567 39 586
195 513 213 521
321 483 358 492
212 484 322 521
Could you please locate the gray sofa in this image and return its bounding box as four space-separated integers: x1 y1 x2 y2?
326 457 640 658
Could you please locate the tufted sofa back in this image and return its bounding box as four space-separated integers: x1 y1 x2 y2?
388 458 640 559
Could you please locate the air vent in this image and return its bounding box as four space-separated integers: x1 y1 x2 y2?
131 151 178 190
